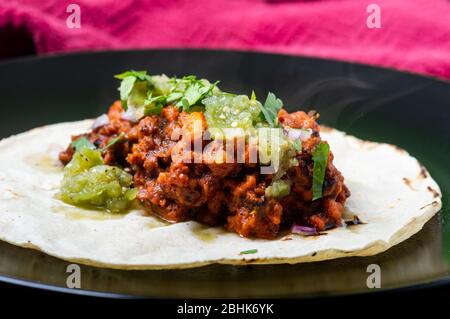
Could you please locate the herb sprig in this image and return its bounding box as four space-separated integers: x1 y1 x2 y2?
258 92 283 127
114 71 218 117
240 249 258 255
311 142 330 201
71 137 95 152
101 132 127 152
178 80 219 111
115 70 152 111
71 133 127 154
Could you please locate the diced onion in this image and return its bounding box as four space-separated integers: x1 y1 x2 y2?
300 129 313 141
121 108 138 122
285 128 313 142
121 105 144 122
92 114 109 129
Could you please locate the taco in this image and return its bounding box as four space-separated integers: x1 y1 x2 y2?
0 71 442 269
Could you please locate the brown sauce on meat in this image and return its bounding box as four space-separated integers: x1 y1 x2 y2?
59 102 350 239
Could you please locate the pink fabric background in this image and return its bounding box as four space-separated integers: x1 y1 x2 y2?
1 0 450 79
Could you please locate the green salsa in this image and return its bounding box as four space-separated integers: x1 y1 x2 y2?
58 147 136 213
203 93 263 130
261 132 297 199
265 179 291 198
203 92 298 198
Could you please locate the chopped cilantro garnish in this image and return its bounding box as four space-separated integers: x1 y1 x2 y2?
71 137 95 152
240 249 258 255
183 82 204 106
258 92 283 127
166 92 183 103
115 70 153 111
114 71 219 115
118 76 136 109
144 93 166 115
312 142 330 201
176 79 219 111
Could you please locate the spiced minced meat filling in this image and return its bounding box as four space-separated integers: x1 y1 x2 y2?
60 101 350 239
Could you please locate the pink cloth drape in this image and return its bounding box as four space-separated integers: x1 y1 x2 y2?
1 0 450 79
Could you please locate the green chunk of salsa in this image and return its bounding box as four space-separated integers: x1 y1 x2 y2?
58 147 137 213
203 92 299 197
203 93 263 130
265 179 291 198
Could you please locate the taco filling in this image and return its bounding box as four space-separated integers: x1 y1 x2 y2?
58 71 350 239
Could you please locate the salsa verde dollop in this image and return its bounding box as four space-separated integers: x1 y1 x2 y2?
58 147 137 213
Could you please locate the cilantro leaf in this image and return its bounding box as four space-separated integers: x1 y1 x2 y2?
293 139 302 151
114 70 151 82
175 79 218 111
183 82 204 107
114 70 219 115
71 137 95 152
180 98 190 111
258 92 283 127
312 142 330 201
144 93 165 115
115 71 153 111
240 249 258 255
118 76 136 110
166 92 183 103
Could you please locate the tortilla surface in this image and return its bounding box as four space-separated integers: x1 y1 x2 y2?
0 120 442 269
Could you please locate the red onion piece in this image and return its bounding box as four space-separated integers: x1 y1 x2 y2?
92 114 109 129
291 224 318 236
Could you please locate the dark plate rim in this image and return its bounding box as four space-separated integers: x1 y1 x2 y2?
0 48 448 298
1 267 450 299
1 47 449 85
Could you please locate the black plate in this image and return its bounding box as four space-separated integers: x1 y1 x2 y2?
0 49 449 298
